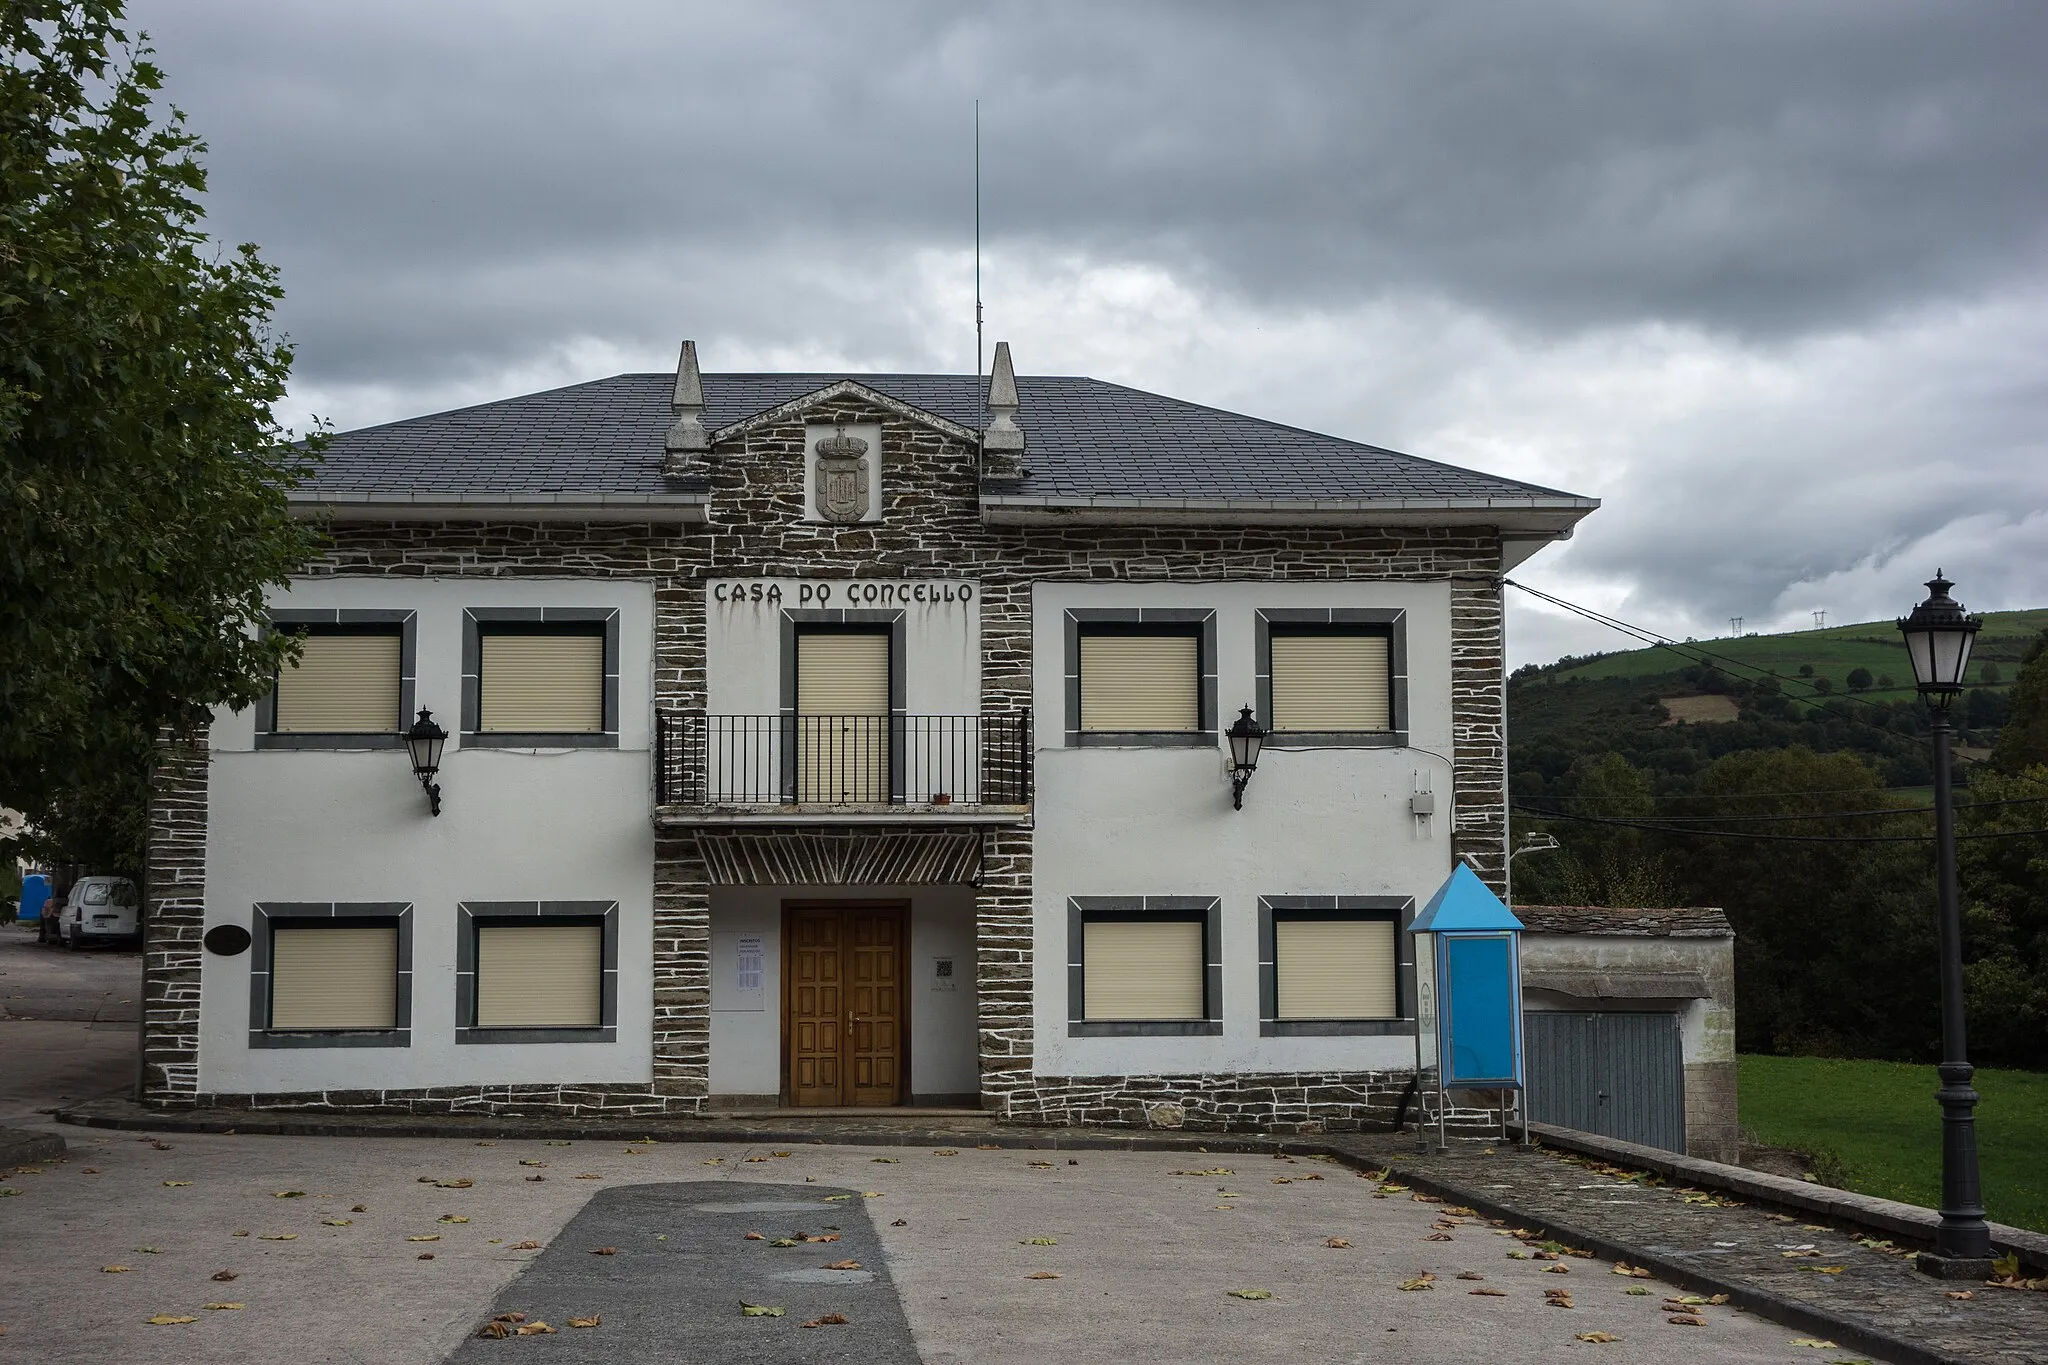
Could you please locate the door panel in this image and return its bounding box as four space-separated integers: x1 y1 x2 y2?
784 903 905 1107
1524 1011 1686 1153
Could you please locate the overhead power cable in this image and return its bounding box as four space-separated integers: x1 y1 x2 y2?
1511 803 2048 844
1515 794 2048 824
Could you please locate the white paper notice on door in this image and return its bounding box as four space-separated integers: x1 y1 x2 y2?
735 935 765 993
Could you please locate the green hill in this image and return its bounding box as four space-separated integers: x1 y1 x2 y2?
1542 607 2048 704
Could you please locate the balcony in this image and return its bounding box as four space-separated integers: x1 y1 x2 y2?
653 712 1032 825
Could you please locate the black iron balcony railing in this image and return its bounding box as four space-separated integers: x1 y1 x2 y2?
655 712 1031 808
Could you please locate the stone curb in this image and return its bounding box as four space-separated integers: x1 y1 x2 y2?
0 1125 65 1167
1375 1152 1974 1365
1520 1121 2048 1273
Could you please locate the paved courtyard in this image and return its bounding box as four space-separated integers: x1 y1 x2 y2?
0 1123 1899 1364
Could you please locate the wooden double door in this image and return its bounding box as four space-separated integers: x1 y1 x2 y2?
783 902 906 1107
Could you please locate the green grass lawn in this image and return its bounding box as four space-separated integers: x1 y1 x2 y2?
1739 1055 2048 1233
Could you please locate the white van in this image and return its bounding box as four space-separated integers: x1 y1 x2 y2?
57 876 142 949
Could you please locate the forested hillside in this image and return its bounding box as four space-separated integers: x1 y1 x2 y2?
1507 613 2048 1070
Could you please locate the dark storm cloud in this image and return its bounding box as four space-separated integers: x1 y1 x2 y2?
133 0 2048 388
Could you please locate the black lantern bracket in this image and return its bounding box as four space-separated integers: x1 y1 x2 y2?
1225 704 1266 811
403 708 448 817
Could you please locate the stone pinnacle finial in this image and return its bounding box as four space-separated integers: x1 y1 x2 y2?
982 340 1025 477
663 340 708 473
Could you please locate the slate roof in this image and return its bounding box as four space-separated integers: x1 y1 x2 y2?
301 371 1593 507
1513 905 1733 937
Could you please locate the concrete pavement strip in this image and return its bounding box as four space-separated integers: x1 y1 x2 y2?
443 1182 918 1364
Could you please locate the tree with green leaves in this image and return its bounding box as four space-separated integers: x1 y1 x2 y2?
1990 631 2048 775
1846 666 1872 692
1 1 321 873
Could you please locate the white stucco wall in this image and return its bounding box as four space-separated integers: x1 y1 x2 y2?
200 577 657 1093
1030 580 1461 1077
707 885 979 1100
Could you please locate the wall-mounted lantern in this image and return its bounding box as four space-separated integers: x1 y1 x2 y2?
403 708 448 816
1225 704 1266 811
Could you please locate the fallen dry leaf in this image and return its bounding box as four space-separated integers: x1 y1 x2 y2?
1789 1340 1839 1350
1026 1271 1060 1279
743 1156 770 1164
823 1260 861 1271
418 1252 435 1260
1611 1262 1653 1278
509 1240 541 1251
519 1160 546 1168
144 1315 196 1326
574 1173 602 1180
545 1140 571 1147
406 1235 440 1243
1227 1289 1273 1300
134 1247 162 1255
872 1157 899 1164
201 1303 244 1311
1412 1194 1442 1204
800 1313 850 1328
1170 1168 1234 1177
933 1149 958 1156
1021 1237 1058 1245
1324 1237 1352 1249
589 1247 616 1256
439 1215 470 1224
1668 1315 1707 1327
1456 1271 1484 1281
322 1219 353 1227
525 1175 545 1182
1798 1265 1846 1275
1576 1332 1620 1343
272 1190 306 1199
743 1232 766 1241
258 1234 296 1242
435 1178 474 1189
1272 1177 1292 1185
1398 1275 1436 1292
1470 1287 1508 1296
1947 1290 1975 1300
1544 1263 1572 1275
211 1270 238 1282
771 1151 792 1158
161 1181 191 1188
351 1204 367 1212
100 1265 131 1274
568 1316 600 1328
1028 1160 1054 1168
477 1322 510 1338
740 1303 785 1317
515 1322 554 1335
493 1313 527 1323
1423 1232 1454 1242
891 1219 907 1227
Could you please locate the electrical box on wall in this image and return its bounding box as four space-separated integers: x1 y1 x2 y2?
1409 791 1436 816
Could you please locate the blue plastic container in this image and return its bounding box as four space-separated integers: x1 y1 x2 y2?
18 873 51 923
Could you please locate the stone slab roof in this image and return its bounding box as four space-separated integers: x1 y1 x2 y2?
1514 905 1733 937
302 371 1593 508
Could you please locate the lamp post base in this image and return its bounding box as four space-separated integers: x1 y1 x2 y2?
1914 1251 1996 1281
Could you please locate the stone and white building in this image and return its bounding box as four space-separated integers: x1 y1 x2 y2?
141 340 1611 1135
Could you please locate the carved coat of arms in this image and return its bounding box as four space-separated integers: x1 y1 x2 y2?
813 425 872 523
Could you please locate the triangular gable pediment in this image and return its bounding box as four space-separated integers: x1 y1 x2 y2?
710 379 980 446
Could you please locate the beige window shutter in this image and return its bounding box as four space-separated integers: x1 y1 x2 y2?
1084 918 1205 1020
274 632 401 733
475 923 603 1027
796 632 891 802
1275 918 1398 1019
1270 633 1391 731
1079 633 1200 731
270 925 398 1029
480 631 604 732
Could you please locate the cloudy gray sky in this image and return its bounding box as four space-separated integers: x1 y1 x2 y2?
132 0 2048 665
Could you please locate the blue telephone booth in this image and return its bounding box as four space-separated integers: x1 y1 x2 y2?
1409 863 1527 1147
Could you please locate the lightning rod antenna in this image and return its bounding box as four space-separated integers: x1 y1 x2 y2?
975 99 984 379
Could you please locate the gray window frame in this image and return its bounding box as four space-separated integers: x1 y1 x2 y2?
1064 608 1217 747
255 610 416 750
1258 895 1416 1037
462 607 620 748
247 902 413 1048
1255 608 1408 747
780 608 907 803
1067 896 1222 1037
456 900 620 1044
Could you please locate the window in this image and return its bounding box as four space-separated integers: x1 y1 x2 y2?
794 627 891 803
1063 609 1216 746
1067 897 1221 1036
257 610 415 749
462 608 619 746
476 923 602 1026
1255 609 1407 746
1259 897 1414 1037
480 627 603 732
1269 630 1391 732
457 901 618 1043
249 903 412 1048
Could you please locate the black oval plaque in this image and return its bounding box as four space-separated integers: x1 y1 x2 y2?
203 923 252 956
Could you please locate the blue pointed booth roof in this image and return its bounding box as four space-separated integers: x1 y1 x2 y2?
1408 863 1524 934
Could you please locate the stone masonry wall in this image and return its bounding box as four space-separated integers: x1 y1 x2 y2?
146 390 1511 1127
141 731 209 1105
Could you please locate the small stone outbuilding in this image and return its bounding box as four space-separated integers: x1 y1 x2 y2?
1515 905 1737 1161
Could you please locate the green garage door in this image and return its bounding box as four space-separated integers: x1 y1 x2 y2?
1524 1011 1685 1153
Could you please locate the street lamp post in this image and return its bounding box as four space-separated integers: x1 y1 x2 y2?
1896 572 1994 1278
